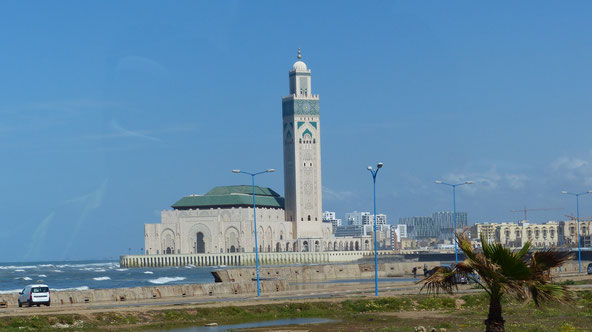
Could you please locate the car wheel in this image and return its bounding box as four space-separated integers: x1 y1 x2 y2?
36 304 40 307
18 300 22 308
27 300 32 307
46 302 50 307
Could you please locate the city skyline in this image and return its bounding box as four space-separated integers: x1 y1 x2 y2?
1 1 592 262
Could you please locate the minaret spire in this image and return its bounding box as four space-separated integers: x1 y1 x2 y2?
297 48 302 59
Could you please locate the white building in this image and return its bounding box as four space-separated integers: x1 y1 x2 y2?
395 224 408 239
144 50 362 254
323 211 342 227
346 211 370 226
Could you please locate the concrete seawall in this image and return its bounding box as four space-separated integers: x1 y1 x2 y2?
213 261 443 283
0 280 286 307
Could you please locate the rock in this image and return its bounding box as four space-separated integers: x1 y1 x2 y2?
204 323 218 327
414 327 426 332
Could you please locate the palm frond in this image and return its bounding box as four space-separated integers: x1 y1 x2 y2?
529 250 573 277
527 283 572 306
418 266 457 295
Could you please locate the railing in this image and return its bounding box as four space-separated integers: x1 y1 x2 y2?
119 250 391 268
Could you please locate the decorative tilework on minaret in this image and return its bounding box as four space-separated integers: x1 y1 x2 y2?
282 49 324 243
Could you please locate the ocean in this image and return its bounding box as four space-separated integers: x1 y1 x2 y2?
0 260 216 294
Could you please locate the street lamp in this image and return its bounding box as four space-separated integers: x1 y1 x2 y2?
435 180 473 264
561 190 592 273
233 168 275 297
367 162 383 297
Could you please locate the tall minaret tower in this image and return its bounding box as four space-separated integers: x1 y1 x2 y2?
282 49 324 247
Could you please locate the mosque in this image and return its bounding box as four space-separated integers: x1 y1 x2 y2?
144 51 369 255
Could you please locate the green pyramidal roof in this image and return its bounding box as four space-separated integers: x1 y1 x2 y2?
205 185 280 197
171 185 284 210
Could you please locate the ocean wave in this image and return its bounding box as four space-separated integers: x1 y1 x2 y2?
57 262 118 269
0 265 37 270
53 270 64 273
14 269 25 272
143 271 154 274
14 277 32 281
38 275 47 278
148 277 186 284
92 276 111 281
51 286 90 292
115 268 128 271
0 289 22 294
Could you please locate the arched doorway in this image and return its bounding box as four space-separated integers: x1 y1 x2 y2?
166 247 172 254
196 232 205 253
230 245 236 253
303 241 309 252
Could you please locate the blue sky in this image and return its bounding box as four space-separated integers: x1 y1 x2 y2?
1 1 591 262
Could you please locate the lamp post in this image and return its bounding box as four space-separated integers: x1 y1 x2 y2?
434 180 473 264
367 162 383 297
561 190 592 273
233 168 275 297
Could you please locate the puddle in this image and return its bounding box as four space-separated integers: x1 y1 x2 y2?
155 318 336 331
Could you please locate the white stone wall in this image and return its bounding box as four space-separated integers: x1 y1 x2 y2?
146 207 303 255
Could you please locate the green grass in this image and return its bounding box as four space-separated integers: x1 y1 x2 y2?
0 291 590 331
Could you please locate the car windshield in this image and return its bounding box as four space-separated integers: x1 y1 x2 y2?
32 287 49 293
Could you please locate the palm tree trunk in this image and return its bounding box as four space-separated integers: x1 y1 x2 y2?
484 294 505 332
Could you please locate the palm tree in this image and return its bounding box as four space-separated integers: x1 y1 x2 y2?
419 233 572 332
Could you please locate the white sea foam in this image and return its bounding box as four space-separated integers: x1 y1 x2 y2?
14 269 25 272
0 265 36 270
148 277 186 284
143 271 154 274
53 270 63 273
115 268 128 271
51 286 90 292
13 276 30 280
38 275 47 278
0 289 23 294
93 276 111 281
57 262 118 269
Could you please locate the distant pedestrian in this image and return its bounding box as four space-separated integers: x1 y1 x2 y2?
412 267 417 278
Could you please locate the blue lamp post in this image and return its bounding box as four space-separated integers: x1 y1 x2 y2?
434 180 473 264
367 162 383 297
233 168 275 297
561 190 592 273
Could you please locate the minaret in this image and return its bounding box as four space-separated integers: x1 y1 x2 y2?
282 49 324 247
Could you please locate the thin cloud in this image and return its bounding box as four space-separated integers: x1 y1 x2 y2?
61 179 109 259
323 187 356 201
442 166 529 194
84 120 196 142
24 212 55 261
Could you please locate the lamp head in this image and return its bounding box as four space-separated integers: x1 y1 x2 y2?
377 162 383 169
367 166 373 171
434 180 443 184
466 181 473 184
232 169 240 173
267 169 275 173
561 191 568 194
588 190 592 194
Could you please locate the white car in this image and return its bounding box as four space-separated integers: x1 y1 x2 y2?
18 284 51 307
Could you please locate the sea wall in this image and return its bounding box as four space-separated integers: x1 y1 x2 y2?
213 261 442 283
0 279 286 307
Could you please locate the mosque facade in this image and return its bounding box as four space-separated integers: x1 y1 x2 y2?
144 52 367 255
